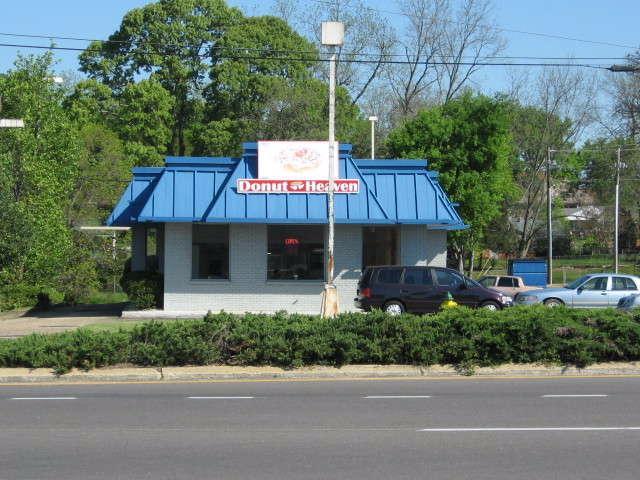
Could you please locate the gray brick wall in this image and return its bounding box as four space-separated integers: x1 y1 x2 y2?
400 226 447 267
162 223 445 314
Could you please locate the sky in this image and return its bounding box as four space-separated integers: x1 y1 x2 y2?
1 0 638 96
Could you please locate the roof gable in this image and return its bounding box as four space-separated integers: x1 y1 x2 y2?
108 143 466 229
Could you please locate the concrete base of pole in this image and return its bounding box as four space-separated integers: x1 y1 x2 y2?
320 284 340 318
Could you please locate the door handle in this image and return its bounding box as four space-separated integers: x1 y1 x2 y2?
400 289 409 294
600 292 607 295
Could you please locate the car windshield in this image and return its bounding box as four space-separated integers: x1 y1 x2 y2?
465 276 482 288
566 275 593 289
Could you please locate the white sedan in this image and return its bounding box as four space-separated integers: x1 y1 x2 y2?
514 274 640 308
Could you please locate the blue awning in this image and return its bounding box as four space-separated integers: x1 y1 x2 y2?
107 143 466 229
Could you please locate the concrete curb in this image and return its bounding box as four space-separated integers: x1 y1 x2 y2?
2 362 640 384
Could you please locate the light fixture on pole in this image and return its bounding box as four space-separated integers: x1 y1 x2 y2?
368 116 378 159
320 21 344 318
607 64 640 73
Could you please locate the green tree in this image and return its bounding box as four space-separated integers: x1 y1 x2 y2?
579 138 640 251
193 15 370 155
507 102 584 257
386 92 515 272
68 124 132 226
117 79 175 166
0 53 80 292
64 79 117 127
79 0 242 155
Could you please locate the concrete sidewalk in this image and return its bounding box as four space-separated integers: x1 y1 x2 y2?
0 304 129 338
2 363 640 384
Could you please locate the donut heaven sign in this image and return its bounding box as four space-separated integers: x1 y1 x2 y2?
236 141 359 194
237 179 359 194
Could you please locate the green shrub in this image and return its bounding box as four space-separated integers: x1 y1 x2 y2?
120 269 163 310
1 307 640 373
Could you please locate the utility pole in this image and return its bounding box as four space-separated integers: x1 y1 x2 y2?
615 147 621 273
320 21 344 318
547 147 553 285
368 116 378 159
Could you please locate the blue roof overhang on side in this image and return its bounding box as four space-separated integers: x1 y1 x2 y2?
107 168 162 226
107 143 466 229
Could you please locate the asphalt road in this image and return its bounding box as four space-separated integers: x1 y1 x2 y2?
2 377 640 479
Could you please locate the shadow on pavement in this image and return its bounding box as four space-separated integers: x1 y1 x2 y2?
21 302 127 319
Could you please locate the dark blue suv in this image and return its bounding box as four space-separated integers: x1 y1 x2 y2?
354 266 512 315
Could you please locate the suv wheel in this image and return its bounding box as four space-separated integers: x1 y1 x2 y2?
480 301 500 311
384 301 405 316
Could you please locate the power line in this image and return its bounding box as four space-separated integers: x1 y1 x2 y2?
309 0 638 50
0 42 613 70
0 31 631 61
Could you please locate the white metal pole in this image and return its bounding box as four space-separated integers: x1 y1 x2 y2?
327 46 336 287
615 147 620 274
370 119 375 159
547 147 553 285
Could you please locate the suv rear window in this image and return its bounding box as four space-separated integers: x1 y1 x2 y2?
376 268 403 284
360 268 374 285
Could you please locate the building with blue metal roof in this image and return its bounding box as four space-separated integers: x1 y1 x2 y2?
108 142 466 315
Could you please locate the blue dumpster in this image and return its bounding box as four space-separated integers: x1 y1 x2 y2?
508 259 548 287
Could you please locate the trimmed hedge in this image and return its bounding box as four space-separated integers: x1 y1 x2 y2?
1 306 640 375
120 270 163 310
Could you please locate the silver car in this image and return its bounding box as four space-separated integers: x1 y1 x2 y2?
514 273 640 308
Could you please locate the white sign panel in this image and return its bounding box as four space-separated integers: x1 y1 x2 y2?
0 119 25 128
258 141 339 180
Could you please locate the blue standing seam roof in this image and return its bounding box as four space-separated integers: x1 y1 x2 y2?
107 142 467 229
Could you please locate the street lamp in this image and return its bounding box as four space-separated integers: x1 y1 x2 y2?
368 116 378 159
607 64 638 272
320 21 344 318
607 64 640 73
547 148 553 285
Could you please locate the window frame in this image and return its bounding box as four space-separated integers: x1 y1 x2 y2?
266 225 326 282
612 276 639 291
497 277 515 288
434 268 465 289
375 267 404 285
579 276 608 291
401 267 434 287
190 224 230 281
361 226 399 270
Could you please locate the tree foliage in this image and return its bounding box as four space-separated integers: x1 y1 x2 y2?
386 92 515 270
0 54 80 289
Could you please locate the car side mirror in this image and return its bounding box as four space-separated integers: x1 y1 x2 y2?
459 283 467 290
577 286 584 293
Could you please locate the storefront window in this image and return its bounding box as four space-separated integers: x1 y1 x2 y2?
192 225 229 279
362 226 398 269
145 227 158 272
267 225 324 280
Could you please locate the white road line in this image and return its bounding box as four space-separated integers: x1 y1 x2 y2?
10 397 78 400
364 395 432 399
542 394 608 398
418 427 640 432
187 396 254 399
